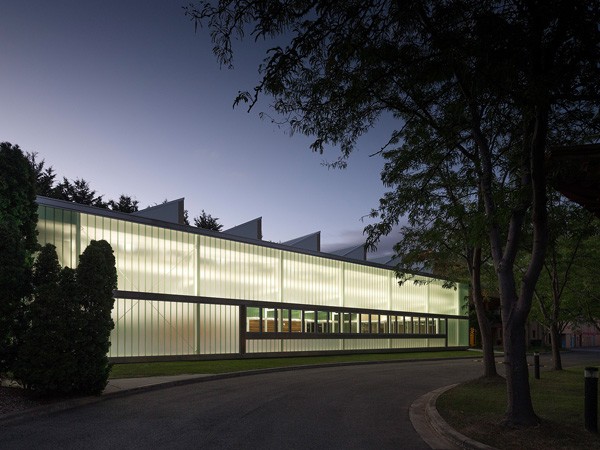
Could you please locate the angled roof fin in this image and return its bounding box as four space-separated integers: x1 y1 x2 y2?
132 198 185 224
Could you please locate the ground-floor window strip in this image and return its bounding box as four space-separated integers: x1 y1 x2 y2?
244 306 447 339
109 290 468 359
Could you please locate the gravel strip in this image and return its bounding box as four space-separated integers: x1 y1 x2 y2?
0 386 61 416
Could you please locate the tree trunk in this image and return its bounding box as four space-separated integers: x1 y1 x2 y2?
550 322 562 370
502 317 539 426
471 246 497 377
479 315 497 377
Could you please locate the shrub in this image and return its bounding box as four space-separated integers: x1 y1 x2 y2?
73 240 117 394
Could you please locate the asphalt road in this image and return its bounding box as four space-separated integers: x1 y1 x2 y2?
1 351 598 450
0 359 485 450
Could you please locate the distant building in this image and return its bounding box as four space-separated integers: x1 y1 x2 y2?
37 196 469 361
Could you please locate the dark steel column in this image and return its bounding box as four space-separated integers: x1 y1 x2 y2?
239 305 247 355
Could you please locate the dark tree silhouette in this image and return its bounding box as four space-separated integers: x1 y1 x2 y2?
53 177 107 208
188 0 600 426
26 152 56 197
0 142 38 375
108 194 139 213
14 245 79 394
73 240 117 394
194 210 223 231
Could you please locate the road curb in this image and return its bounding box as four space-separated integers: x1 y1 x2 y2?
410 384 497 450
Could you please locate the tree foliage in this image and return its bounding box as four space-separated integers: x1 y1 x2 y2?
26 152 57 197
15 241 117 395
188 0 600 426
194 209 223 231
0 142 38 374
73 240 117 394
108 194 139 213
526 194 600 369
53 177 107 208
25 151 142 214
364 125 500 377
14 245 79 393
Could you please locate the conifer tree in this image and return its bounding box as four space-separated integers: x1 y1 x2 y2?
0 142 37 375
73 240 117 394
15 245 76 393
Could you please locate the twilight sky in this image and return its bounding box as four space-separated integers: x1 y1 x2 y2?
1 0 403 258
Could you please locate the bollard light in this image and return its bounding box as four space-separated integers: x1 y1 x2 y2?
584 367 598 433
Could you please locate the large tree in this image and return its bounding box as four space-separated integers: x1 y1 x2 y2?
365 131 500 377
0 142 38 375
188 0 600 426
526 193 599 370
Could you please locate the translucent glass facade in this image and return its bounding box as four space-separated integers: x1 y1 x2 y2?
37 200 469 359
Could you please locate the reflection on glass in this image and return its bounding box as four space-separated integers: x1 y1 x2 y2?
330 312 340 333
398 316 405 333
291 309 302 332
247 307 260 332
304 311 315 333
278 308 289 332
405 317 413 334
263 308 276 332
351 313 359 333
371 314 379 334
420 317 427 334
439 318 446 334
342 312 351 333
379 315 388 334
317 311 329 333
360 314 370 333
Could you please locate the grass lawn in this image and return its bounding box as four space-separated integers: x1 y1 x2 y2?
109 350 474 378
437 367 600 449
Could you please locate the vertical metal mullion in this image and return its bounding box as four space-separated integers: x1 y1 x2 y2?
238 305 248 355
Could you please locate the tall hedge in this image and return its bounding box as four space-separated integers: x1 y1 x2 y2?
73 240 117 394
14 245 79 393
16 241 117 395
0 142 38 374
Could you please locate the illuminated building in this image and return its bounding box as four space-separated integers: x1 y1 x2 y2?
37 196 469 361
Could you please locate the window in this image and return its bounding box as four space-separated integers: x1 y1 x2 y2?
351 313 359 333
291 309 302 332
405 317 413 334
304 311 316 333
371 314 379 334
279 309 290 332
245 305 450 338
398 316 405 334
380 315 388 334
360 314 370 333
330 312 340 333
341 312 351 333
247 307 260 332
263 308 276 332
317 311 329 333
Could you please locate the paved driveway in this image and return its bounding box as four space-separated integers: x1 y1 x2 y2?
0 359 484 449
